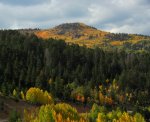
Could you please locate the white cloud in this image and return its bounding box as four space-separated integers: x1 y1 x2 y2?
0 0 149 35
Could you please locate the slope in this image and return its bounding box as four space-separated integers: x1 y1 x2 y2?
35 23 150 51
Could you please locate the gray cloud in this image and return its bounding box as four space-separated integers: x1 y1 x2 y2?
0 0 149 35
0 0 50 6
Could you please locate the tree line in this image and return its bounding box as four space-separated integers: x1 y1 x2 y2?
0 30 149 106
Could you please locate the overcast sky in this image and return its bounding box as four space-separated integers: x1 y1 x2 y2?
0 0 149 35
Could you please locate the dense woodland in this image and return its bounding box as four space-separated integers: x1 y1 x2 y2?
0 30 150 121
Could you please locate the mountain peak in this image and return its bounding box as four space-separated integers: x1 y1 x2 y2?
50 22 98 37
35 22 107 45
54 22 97 31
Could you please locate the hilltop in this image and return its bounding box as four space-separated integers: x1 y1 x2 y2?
35 23 150 51
35 23 108 47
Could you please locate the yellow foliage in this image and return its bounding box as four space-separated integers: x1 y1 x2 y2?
96 113 105 122
54 103 79 120
21 91 25 100
99 92 105 105
110 41 123 46
23 109 38 122
99 92 113 105
34 24 108 48
23 103 88 122
22 104 145 122
26 87 53 105
13 89 17 98
114 112 134 122
105 79 109 83
133 113 145 122
99 85 103 91
34 23 150 49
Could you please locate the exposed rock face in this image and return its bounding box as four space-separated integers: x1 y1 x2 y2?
54 23 96 31
54 23 97 37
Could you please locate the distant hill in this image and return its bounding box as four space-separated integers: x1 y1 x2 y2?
25 23 150 52
35 23 108 47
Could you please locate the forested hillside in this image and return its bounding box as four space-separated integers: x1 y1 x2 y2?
35 23 150 52
0 30 150 121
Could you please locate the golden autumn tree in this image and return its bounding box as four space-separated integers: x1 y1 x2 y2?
13 89 18 99
26 87 53 104
20 91 25 100
23 103 88 122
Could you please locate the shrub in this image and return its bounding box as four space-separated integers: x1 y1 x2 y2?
26 87 53 105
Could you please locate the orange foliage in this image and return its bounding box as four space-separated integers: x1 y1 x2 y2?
77 95 81 101
81 96 85 103
110 41 123 46
119 95 125 103
34 23 150 49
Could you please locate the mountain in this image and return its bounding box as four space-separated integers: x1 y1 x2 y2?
35 23 107 47
34 23 150 51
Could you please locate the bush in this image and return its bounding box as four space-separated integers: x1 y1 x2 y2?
26 87 53 105
12 89 19 101
23 103 87 122
54 103 79 120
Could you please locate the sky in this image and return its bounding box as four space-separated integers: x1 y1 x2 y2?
0 0 149 35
